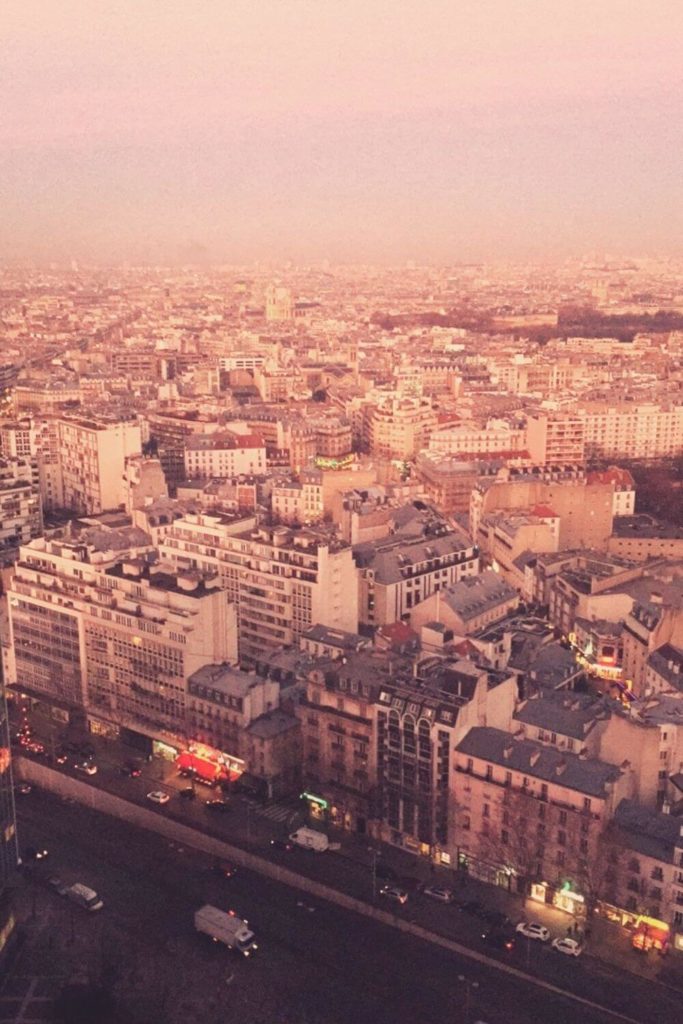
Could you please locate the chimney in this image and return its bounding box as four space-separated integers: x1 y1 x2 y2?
578 748 589 760
503 743 514 760
530 750 541 767
555 759 567 776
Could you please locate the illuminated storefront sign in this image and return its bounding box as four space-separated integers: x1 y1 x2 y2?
300 791 328 809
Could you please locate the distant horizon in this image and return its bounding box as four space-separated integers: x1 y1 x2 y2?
3 2 682 263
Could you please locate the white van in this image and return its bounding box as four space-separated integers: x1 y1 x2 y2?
65 883 104 912
288 827 329 852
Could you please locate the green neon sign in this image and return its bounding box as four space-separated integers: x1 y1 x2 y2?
300 791 328 809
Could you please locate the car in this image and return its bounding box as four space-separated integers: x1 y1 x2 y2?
73 761 98 775
146 791 170 805
482 928 516 952
62 741 84 755
178 767 194 779
120 762 142 778
205 799 231 812
25 741 46 755
515 921 551 942
379 885 409 905
422 885 454 904
179 786 196 799
14 783 32 796
54 751 69 765
480 909 510 928
375 861 398 881
551 937 583 957
270 837 294 852
21 845 49 864
79 743 96 758
459 899 486 917
395 875 422 892
46 875 70 896
212 861 237 878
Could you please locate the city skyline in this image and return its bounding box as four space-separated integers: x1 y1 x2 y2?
3 1 682 263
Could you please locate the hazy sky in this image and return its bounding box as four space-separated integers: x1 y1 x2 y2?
2 1 682 264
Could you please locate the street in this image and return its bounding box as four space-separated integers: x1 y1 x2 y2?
6 788 680 1024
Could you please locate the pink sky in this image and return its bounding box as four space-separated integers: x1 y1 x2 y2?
2 1 682 261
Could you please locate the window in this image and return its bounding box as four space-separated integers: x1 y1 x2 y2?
628 859 640 874
627 878 640 893
483 803 490 819
650 887 662 901
557 830 566 846
505 771 512 787
558 810 567 826
540 783 548 801
580 838 589 854
466 758 473 774
556 851 565 866
583 797 591 812
501 830 509 845
651 866 663 881
462 816 471 831
486 765 493 781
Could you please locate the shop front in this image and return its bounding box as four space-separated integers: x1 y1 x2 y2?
632 916 670 953
176 742 245 784
529 880 586 919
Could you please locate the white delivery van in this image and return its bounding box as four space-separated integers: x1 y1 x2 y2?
65 883 104 912
288 827 329 852
194 905 258 957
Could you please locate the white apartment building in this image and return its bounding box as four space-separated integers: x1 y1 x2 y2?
429 422 526 456
58 416 142 514
364 396 437 459
578 403 683 460
0 417 64 511
0 458 42 560
160 516 359 661
6 530 237 747
184 431 267 480
525 413 586 465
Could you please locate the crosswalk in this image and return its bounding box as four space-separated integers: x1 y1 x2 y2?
244 798 303 825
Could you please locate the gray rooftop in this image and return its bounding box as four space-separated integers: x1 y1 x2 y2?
612 799 681 862
514 691 607 740
441 570 518 621
456 726 623 798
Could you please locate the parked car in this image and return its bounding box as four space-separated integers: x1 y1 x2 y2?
54 750 69 765
379 885 409 905
482 928 516 952
179 786 196 799
422 885 454 904
270 837 294 852
73 761 98 776
46 875 70 896
146 791 170 805
120 761 142 778
480 909 510 928
25 741 46 755
205 799 231 812
211 861 237 878
395 875 422 892
459 899 486 917
551 937 583 957
14 783 32 796
516 921 551 942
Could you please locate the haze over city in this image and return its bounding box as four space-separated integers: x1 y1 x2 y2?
3 0 683 264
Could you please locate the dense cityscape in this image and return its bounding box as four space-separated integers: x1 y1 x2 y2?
0 260 681 1022
2 4 683 1024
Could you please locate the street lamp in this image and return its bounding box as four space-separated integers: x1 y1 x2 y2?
457 975 479 1024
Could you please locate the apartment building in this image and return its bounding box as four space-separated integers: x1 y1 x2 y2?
415 453 500 515
428 422 526 457
297 652 383 833
272 473 324 525
184 431 267 480
160 518 359 662
0 458 42 562
7 529 237 750
410 570 519 636
58 416 142 514
454 727 632 912
525 413 586 465
364 396 437 459
470 468 614 553
308 417 353 458
477 508 560 585
0 665 18 969
578 402 683 460
185 662 290 785
622 592 683 698
354 527 479 628
608 516 683 563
